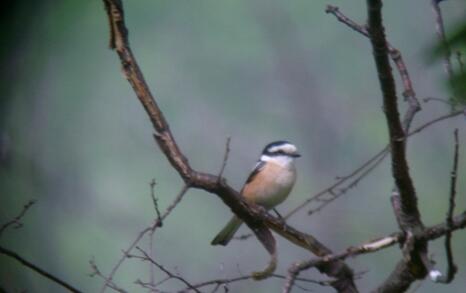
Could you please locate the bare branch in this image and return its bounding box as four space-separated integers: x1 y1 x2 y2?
98 185 189 293
130 247 201 293
282 4 427 220
326 4 421 119
90 258 127 293
367 0 423 246
0 200 35 237
307 149 388 216
285 146 389 219
430 0 454 81
433 129 460 283
284 209 466 292
217 137 231 181
102 0 358 289
0 245 82 293
149 179 162 288
150 179 163 228
406 109 465 138
178 273 330 293
423 97 452 106
366 0 429 290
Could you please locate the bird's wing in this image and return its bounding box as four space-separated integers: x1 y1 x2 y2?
241 160 266 193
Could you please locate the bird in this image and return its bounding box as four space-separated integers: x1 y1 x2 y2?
211 140 300 246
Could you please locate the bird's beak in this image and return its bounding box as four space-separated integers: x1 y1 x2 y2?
292 153 301 158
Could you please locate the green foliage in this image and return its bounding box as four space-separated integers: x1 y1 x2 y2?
431 21 466 107
449 23 466 105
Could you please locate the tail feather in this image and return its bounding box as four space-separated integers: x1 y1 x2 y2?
211 216 243 246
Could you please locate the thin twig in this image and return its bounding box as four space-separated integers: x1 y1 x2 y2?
281 4 423 221
431 0 454 81
217 137 231 181
0 200 36 237
90 258 128 293
288 107 463 219
283 209 466 292
150 179 163 228
0 245 82 293
285 146 389 219
405 109 465 139
102 1 357 289
131 247 201 293
307 149 388 215
326 5 420 110
423 97 452 106
149 179 161 289
99 185 189 293
237 108 465 242
434 129 459 283
176 273 330 293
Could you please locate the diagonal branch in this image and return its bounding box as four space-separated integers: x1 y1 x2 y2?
0 199 35 237
283 209 466 292
282 4 425 221
326 4 421 117
131 247 201 293
102 0 357 290
0 245 82 293
99 185 189 292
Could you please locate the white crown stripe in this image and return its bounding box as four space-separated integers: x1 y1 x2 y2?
268 143 297 154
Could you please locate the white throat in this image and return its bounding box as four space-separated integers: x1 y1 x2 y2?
260 154 295 168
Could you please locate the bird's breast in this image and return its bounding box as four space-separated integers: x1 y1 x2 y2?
242 162 296 209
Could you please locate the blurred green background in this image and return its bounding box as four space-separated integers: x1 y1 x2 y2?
1 0 465 292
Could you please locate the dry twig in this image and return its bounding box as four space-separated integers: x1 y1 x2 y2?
102 0 358 290
433 129 460 283
98 185 189 292
0 200 35 237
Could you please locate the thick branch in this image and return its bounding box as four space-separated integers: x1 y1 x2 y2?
102 0 357 290
430 0 454 81
366 0 427 290
367 0 422 231
284 210 466 292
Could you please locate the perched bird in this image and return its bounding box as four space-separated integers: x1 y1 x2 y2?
211 140 300 246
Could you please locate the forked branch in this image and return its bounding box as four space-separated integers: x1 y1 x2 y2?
102 0 357 290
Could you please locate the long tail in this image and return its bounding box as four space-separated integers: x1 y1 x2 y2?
211 216 243 246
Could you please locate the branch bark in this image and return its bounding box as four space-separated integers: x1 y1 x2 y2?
102 0 357 291
366 0 428 291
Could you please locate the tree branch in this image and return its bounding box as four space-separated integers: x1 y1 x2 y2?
284 209 466 292
430 0 454 81
367 0 423 231
0 200 35 237
98 185 189 292
326 4 421 132
102 0 358 290
433 129 459 283
0 245 82 293
366 0 429 290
